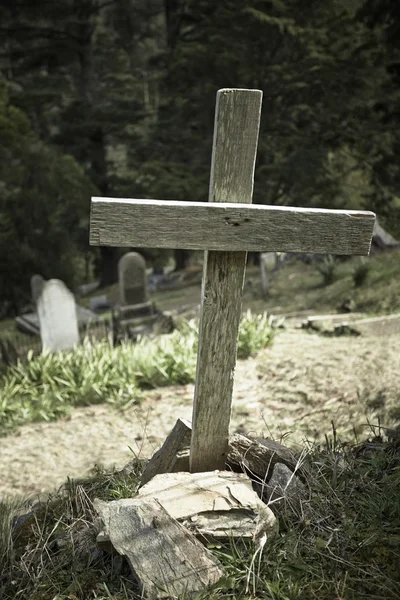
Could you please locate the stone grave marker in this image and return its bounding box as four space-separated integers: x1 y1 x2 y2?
90 88 375 473
114 252 160 341
37 279 79 352
118 252 147 306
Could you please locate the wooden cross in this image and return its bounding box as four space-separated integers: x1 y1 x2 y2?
90 89 375 474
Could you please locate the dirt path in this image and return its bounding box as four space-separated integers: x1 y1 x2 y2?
1 328 399 499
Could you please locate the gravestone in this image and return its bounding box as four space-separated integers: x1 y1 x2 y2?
118 252 147 306
30 274 45 305
114 252 159 342
260 252 277 298
37 279 79 352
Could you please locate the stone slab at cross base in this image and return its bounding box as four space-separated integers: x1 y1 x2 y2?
98 471 276 545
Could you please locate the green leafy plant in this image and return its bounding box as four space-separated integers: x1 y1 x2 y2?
0 313 276 432
353 258 371 287
316 255 337 286
237 310 276 359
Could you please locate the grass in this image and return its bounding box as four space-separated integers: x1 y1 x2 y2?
0 429 399 599
243 248 400 316
0 312 276 434
1 254 400 598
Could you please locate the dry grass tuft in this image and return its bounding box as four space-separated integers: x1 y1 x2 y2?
1 432 399 599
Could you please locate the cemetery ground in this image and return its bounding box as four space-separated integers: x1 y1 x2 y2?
1 251 400 599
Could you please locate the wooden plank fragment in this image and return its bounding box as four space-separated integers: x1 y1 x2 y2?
140 418 192 486
227 434 306 481
98 471 276 544
190 89 263 473
90 197 375 256
137 423 305 489
94 497 224 600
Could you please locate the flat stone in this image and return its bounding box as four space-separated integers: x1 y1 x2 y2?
337 314 400 337
15 305 97 336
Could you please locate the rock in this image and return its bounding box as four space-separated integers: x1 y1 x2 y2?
259 463 307 513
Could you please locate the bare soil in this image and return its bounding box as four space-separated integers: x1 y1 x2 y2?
1 327 399 500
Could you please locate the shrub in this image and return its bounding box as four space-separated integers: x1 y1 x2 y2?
0 312 276 432
352 258 371 287
316 255 337 286
237 310 276 359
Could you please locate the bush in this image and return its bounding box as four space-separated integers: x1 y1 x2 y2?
237 310 276 359
316 255 337 285
352 258 371 287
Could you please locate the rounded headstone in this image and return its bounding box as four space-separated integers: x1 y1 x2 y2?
37 279 79 352
118 252 148 306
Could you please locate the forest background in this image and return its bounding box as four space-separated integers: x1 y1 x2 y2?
0 0 399 316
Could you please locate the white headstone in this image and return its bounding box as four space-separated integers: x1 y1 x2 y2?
118 252 148 306
37 279 79 352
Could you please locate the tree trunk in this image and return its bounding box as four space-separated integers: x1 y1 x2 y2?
99 247 120 287
247 252 261 266
164 0 181 49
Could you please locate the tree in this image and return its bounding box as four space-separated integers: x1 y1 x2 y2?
0 75 96 314
139 0 399 214
0 0 166 285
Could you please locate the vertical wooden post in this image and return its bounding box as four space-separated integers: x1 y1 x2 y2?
190 89 263 473
260 254 269 298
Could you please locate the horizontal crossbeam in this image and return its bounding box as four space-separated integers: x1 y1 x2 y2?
90 197 375 256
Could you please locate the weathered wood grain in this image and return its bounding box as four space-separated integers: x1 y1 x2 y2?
90 198 375 256
190 89 263 473
227 434 305 480
94 497 223 599
140 418 192 486
139 471 277 540
98 471 277 543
